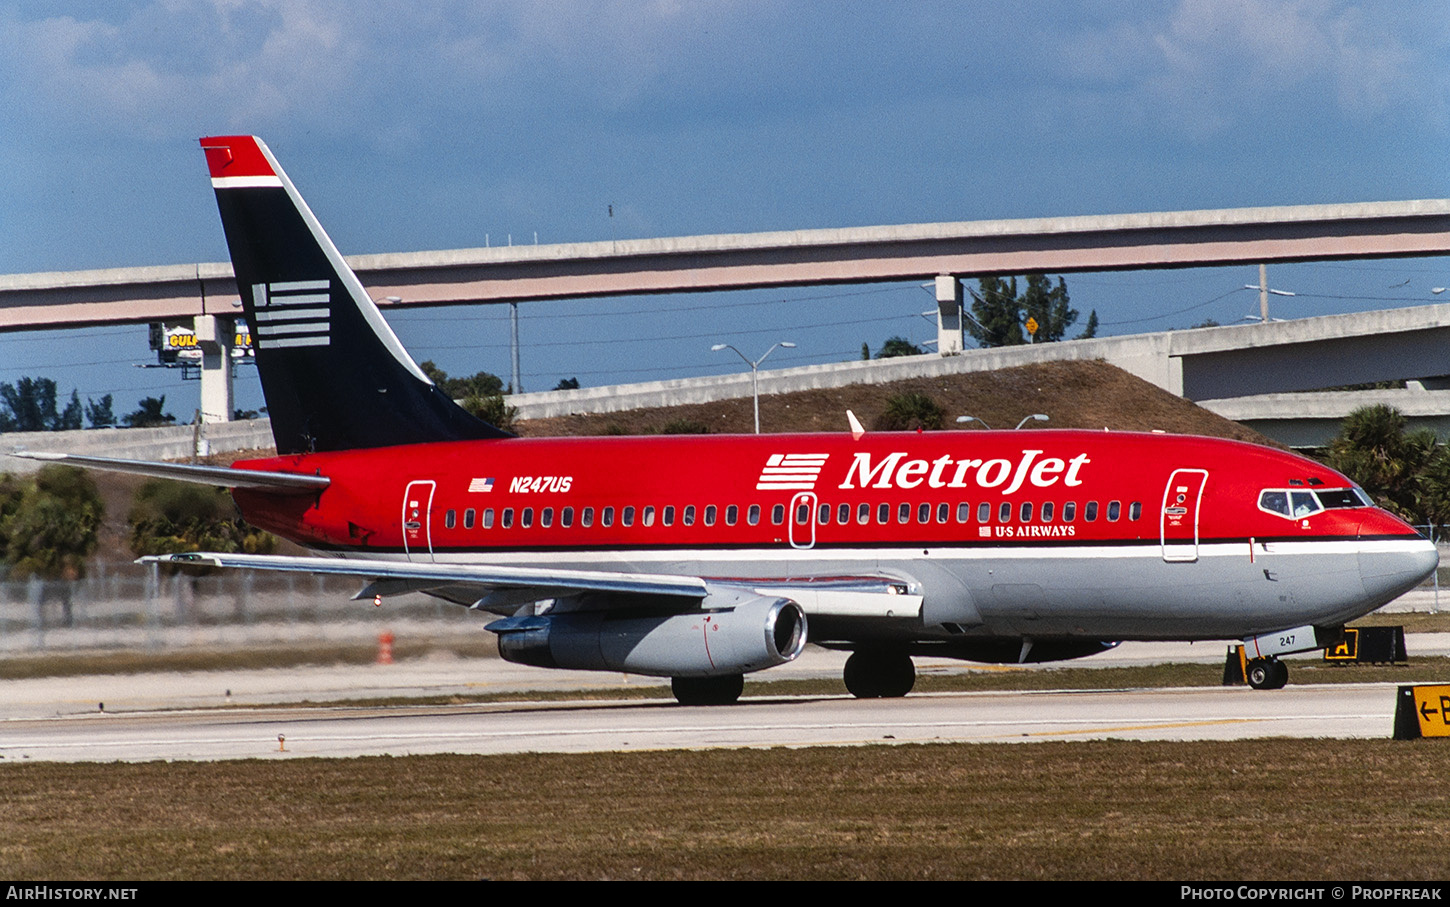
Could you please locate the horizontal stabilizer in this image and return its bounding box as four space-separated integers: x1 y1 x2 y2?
14 452 329 493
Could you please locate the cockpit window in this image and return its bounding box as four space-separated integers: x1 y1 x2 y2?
1260 486 1369 520
1317 487 1373 509
1259 490 1290 517
1289 491 1321 518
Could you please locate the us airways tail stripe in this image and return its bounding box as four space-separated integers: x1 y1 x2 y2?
212 175 283 189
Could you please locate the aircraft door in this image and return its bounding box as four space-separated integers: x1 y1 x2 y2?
1161 469 1208 563
789 492 817 550
402 480 436 563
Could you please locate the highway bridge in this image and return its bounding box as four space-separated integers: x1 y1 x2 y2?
0 198 1447 436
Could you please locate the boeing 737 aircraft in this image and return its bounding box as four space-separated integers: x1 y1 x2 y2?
28 136 1438 704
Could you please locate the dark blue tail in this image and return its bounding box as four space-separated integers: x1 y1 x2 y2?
201 135 510 455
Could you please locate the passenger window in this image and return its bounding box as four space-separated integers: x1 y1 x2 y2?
663 505 675 526
483 508 495 529
683 505 696 526
1020 502 1033 522
445 509 456 529
1041 501 1054 522
464 508 475 529
978 502 991 523
642 506 654 527
1085 501 1098 522
502 508 514 529
601 507 614 527
918 503 931 524
999 502 1011 522
704 505 717 526
796 503 810 524
521 507 533 528
957 502 971 523
1107 501 1121 521
878 503 890 524
857 503 870 525
541 507 553 528
839 503 851 524
748 504 760 526
621 506 634 527
561 507 573 528
771 504 785 525
937 503 949 523
582 507 594 527
819 504 831 525
1129 502 1141 521
726 504 738 525
1062 502 1075 522
899 503 911 524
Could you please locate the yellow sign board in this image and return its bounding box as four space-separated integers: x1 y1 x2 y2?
1394 684 1450 739
1325 628 1359 661
1025 317 1039 336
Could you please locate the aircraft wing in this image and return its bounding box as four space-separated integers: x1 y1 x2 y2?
141 552 709 612
14 452 329 494
139 552 921 618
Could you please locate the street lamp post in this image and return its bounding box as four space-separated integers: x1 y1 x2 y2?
711 342 796 433
1015 414 1049 430
955 416 991 429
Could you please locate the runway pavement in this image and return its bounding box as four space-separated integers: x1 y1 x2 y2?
3 621 1447 763
0 681 1415 762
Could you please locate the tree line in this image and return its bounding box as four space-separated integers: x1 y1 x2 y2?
867 274 1098 359
0 377 179 432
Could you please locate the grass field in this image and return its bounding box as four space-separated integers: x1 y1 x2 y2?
3 740 1448 880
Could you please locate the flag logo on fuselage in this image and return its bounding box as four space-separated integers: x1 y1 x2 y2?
250 280 330 349
757 453 830 490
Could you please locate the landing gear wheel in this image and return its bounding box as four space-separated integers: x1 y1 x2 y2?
671 674 744 705
1270 658 1289 689
843 650 916 699
1246 658 1289 690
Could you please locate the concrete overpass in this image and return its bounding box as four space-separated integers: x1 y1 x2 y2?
6 301 1450 471
1 198 1448 424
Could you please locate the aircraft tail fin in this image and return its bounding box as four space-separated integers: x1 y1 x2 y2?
200 135 510 454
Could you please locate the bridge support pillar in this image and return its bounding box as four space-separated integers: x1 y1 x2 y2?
194 314 233 424
935 275 964 355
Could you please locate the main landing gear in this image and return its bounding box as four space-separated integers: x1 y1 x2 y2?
671 674 744 706
1246 657 1289 691
843 650 916 699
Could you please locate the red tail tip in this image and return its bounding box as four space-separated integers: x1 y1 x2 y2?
200 135 274 180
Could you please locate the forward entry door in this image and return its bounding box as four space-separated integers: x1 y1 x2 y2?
1161 469 1208 563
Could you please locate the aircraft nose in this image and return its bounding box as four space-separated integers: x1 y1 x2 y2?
1358 525 1438 606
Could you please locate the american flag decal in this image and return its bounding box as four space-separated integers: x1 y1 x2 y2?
756 453 829 490
468 477 495 493
251 280 330 349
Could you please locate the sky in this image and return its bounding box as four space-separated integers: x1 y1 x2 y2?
2 0 1448 418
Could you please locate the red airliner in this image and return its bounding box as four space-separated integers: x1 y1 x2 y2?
30 136 1438 704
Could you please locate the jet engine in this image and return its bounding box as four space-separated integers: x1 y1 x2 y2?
489 593 807 677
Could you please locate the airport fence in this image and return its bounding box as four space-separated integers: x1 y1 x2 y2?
0 560 481 655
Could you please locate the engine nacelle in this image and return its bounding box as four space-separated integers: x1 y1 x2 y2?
489 593 807 677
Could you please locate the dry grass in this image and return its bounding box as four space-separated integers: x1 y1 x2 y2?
2 740 1447 880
